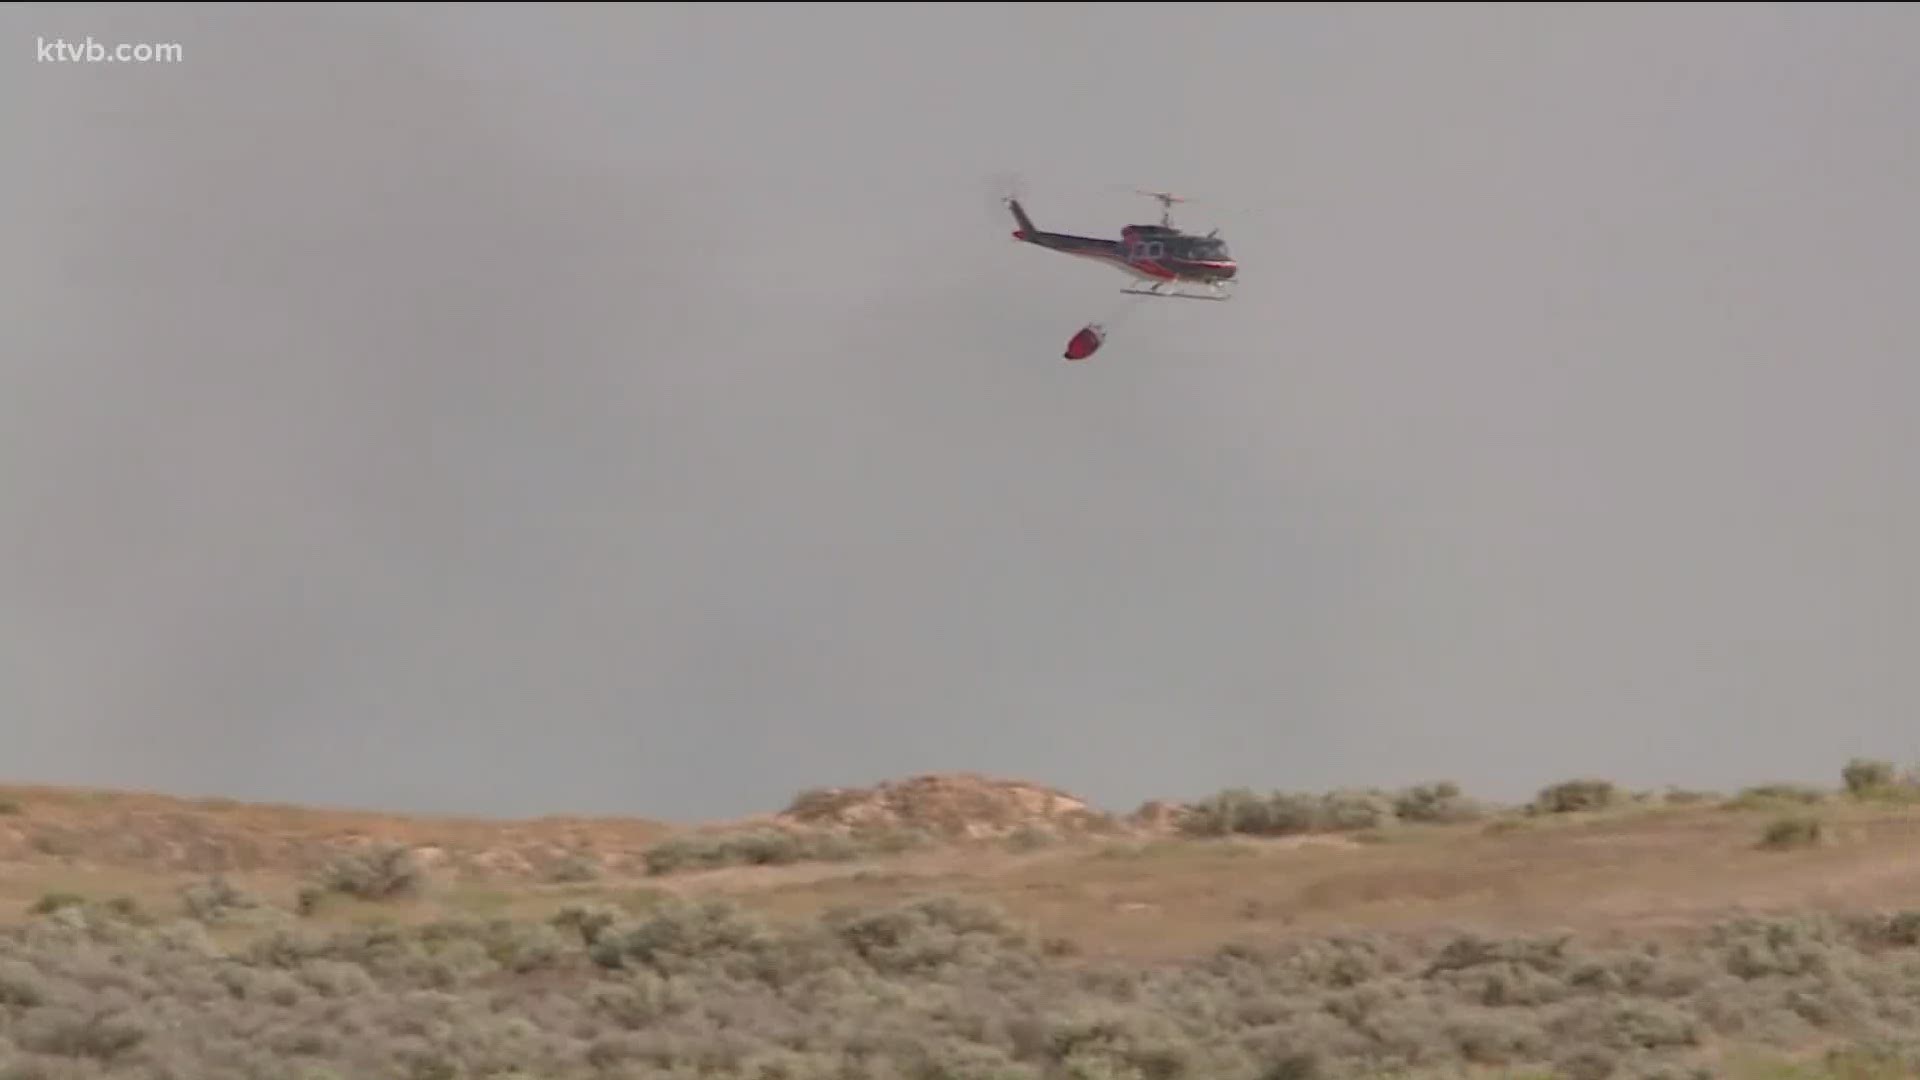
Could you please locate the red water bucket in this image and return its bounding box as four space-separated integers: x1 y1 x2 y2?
1063 324 1104 361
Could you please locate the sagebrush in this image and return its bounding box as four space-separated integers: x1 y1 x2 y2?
4 890 1920 1079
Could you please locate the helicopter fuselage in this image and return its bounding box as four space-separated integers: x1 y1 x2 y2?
1006 198 1237 288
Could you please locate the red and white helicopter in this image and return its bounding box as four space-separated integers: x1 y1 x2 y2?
1006 189 1238 303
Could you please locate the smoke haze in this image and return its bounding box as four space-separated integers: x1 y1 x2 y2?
5 3 1917 820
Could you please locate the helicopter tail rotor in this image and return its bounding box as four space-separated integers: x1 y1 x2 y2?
981 171 1030 223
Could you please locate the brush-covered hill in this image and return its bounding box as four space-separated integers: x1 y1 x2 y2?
4 759 1920 1079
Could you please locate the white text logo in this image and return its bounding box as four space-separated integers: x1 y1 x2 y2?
37 36 184 64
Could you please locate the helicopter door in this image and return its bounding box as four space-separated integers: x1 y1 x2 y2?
1131 240 1165 261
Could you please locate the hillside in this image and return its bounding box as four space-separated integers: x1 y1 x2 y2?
4 767 1920 945
3 761 1920 1078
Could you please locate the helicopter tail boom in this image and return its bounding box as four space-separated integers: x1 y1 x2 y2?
1006 198 1122 262
1006 198 1039 239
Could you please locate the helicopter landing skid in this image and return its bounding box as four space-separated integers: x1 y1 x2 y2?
1121 283 1232 302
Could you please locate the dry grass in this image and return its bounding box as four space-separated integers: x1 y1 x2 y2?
0 780 675 883
674 799 1920 963
7 771 1920 955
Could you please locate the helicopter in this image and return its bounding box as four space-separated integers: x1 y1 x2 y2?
1006 189 1237 302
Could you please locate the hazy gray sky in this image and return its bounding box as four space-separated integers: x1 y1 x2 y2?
6 3 1917 821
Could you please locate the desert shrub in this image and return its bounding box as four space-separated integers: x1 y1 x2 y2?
1843 758 1896 796
588 896 800 983
1760 815 1824 850
1853 783 1920 807
1705 915 1852 981
12 1004 150 1060
0 957 48 1007
640 826 920 876
546 853 601 883
97 896 149 927
826 894 1031 977
1730 783 1829 810
0 797 22 815
1392 782 1489 824
316 842 425 900
26 892 85 916
1261 792 1327 834
1530 779 1619 815
1842 910 1920 950
179 875 263 924
1317 789 1396 830
1175 787 1270 837
551 902 624 947
1178 784 1492 838
443 917 569 975
1839 758 1920 806
0 878 1918 1079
